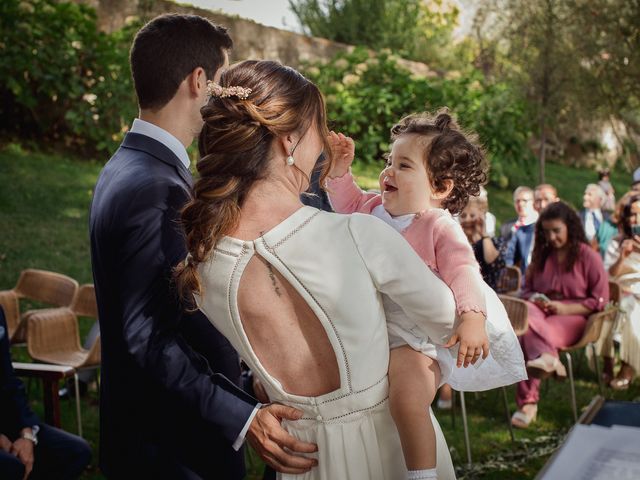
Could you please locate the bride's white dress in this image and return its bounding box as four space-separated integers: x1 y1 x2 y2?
196 206 458 479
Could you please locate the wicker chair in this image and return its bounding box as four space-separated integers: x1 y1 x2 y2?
26 285 100 437
496 266 522 295
498 294 529 336
560 281 621 422
0 269 78 342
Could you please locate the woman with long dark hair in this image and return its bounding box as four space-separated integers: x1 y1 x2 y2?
512 201 609 428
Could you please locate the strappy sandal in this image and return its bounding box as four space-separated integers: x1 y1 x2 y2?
511 406 537 429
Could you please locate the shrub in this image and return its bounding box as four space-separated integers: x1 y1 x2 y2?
0 0 138 157
301 47 536 186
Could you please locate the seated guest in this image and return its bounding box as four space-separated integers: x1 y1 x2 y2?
0 307 91 479
476 186 497 237
598 168 615 212
507 183 560 275
533 183 559 213
500 186 538 242
602 191 640 389
459 197 506 290
580 183 617 257
512 201 608 428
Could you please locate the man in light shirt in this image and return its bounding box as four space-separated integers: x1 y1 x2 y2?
580 183 616 257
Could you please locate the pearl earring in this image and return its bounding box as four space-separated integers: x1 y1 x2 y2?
286 155 295 166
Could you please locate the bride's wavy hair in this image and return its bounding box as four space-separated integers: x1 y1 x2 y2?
175 60 333 306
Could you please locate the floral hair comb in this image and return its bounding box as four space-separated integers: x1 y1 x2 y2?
206 80 252 100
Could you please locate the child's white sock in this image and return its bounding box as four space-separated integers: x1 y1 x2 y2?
407 468 437 479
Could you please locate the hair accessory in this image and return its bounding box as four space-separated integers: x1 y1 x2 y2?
206 80 252 100
286 155 295 166
184 252 195 268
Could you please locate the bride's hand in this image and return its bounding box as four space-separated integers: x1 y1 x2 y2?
327 131 355 178
247 404 318 474
444 311 490 368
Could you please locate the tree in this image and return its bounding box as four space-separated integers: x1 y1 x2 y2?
474 0 585 183
288 0 460 66
566 0 640 169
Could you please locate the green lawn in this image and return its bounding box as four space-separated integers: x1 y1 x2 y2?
1 143 639 479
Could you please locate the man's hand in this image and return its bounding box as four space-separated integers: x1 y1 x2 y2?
0 434 12 452
246 404 318 474
11 435 35 480
327 131 355 179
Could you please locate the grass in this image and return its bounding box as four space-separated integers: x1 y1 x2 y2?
2 143 639 479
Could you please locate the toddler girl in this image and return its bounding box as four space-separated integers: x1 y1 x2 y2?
326 110 526 479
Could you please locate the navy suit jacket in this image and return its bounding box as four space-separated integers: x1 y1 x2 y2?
0 307 39 437
90 133 257 478
505 222 535 274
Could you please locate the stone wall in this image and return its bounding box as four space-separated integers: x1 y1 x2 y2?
77 0 434 75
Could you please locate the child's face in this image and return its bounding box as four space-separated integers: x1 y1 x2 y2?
379 134 436 216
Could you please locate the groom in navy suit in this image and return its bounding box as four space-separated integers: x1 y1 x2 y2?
90 14 316 479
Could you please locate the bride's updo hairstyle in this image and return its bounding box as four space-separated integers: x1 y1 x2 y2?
176 60 332 305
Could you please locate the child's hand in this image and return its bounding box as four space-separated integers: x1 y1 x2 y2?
444 311 489 368
328 131 355 178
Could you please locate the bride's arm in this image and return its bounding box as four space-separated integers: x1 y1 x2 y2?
348 214 457 345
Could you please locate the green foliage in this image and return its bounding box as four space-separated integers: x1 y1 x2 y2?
302 48 535 187
289 0 462 67
0 0 138 156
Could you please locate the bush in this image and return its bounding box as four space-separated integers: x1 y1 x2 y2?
301 47 536 187
0 0 139 157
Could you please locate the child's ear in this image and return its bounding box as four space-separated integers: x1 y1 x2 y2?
432 179 454 200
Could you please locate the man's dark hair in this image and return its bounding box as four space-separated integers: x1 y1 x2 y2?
130 14 233 110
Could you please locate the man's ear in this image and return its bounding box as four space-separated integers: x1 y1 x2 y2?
186 67 207 97
432 179 454 200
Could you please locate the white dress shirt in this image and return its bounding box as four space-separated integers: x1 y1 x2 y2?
130 118 191 170
584 208 604 242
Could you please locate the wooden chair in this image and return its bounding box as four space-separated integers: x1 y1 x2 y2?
498 294 529 336
26 285 100 437
496 266 522 295
560 308 617 422
0 269 78 342
560 281 621 422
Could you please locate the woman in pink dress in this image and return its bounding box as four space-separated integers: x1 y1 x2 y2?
512 201 609 428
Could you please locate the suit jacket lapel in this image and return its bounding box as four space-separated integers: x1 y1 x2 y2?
121 133 193 188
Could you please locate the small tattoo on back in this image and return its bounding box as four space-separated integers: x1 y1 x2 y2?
260 232 282 297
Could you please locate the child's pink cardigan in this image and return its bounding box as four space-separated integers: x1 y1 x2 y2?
327 172 487 316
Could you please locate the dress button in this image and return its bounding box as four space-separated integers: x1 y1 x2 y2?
316 415 323 421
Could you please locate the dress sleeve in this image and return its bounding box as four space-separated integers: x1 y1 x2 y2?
432 216 487 316
581 246 609 312
326 169 379 214
348 214 457 345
